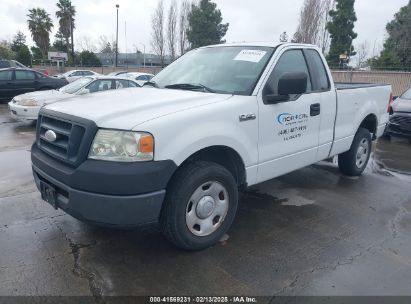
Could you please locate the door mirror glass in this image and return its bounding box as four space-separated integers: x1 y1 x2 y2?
278 72 307 96
264 72 308 104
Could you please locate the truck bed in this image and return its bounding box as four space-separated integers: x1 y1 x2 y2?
335 83 389 90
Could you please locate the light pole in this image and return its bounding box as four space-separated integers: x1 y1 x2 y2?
139 43 146 68
115 4 119 67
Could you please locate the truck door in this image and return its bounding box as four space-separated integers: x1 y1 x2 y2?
303 49 337 161
256 48 322 183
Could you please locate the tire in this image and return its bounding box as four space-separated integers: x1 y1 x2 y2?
338 128 372 176
160 161 238 251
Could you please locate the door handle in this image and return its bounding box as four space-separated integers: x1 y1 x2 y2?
239 113 256 122
310 103 321 117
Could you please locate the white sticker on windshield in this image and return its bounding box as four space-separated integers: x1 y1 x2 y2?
234 50 267 63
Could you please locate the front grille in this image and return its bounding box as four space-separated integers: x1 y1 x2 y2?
390 115 411 130
36 110 97 167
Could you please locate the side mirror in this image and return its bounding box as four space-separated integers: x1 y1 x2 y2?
264 72 308 104
77 88 90 95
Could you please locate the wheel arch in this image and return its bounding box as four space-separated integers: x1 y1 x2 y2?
168 145 247 190
359 113 378 140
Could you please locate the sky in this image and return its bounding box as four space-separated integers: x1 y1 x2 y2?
0 0 409 58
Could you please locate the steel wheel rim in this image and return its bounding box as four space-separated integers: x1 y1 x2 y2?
356 138 369 168
185 181 229 237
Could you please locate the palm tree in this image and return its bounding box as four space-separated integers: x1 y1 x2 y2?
56 0 76 58
27 8 53 58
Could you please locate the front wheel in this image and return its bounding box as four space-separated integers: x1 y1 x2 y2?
160 161 238 251
338 128 372 176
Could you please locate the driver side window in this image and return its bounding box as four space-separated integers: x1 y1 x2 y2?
265 50 312 97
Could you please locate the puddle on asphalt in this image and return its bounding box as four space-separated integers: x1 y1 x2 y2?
244 188 315 208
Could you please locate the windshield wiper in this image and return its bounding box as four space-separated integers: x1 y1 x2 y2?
144 80 159 88
165 83 215 93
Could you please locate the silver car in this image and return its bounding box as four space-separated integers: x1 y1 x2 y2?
386 88 411 139
9 76 140 122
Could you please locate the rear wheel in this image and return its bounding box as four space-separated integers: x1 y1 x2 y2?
338 128 372 176
160 161 238 251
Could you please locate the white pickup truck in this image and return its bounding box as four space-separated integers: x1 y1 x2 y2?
31 43 392 250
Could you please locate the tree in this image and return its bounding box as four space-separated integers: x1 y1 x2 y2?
79 51 101 67
56 0 76 57
178 0 191 55
320 0 335 53
27 8 53 58
293 0 335 51
52 31 67 52
11 31 27 52
326 0 357 68
151 0 166 67
77 35 97 52
167 1 178 61
293 0 324 45
0 40 14 60
371 1 411 70
187 0 229 49
30 46 43 60
356 41 369 68
16 46 32 66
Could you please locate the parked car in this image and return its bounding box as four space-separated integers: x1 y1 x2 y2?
53 70 100 83
31 43 391 250
0 68 67 102
0 60 49 76
385 87 411 139
0 59 27 69
8 76 140 121
106 71 128 76
124 72 154 86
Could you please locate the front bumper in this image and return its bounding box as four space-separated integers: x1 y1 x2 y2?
31 144 177 227
8 101 40 121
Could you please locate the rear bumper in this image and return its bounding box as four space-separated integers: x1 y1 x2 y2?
31 144 177 227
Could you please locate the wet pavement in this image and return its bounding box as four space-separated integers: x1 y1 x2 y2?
1 103 411 299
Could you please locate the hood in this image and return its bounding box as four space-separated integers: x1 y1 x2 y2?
392 97 411 113
14 90 71 106
44 87 232 130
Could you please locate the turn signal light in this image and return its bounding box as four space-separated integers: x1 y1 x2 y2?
139 134 154 153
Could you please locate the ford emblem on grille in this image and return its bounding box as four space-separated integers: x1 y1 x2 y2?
44 130 57 142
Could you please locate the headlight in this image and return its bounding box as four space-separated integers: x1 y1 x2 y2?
88 129 154 162
17 98 38 106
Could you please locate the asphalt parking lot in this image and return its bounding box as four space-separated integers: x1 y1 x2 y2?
1 103 411 299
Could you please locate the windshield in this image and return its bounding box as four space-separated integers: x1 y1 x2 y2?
400 88 411 100
59 77 93 94
152 46 275 95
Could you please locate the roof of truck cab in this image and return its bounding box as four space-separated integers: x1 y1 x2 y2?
202 42 317 49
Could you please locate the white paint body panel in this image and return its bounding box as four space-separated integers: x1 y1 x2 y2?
43 43 391 187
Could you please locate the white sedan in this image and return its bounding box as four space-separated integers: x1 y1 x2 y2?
53 69 100 83
124 72 154 86
8 76 140 122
